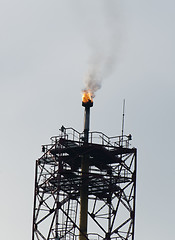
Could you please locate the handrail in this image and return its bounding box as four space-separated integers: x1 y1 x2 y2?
47 127 131 149
67 233 121 239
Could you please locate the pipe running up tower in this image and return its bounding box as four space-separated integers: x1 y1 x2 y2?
79 96 93 240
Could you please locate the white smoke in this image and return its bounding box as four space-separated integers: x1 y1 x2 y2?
81 0 123 98
83 52 102 97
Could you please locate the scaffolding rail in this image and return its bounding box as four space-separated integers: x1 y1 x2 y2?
48 127 131 149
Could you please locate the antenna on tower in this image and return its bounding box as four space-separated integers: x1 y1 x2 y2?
121 99 125 147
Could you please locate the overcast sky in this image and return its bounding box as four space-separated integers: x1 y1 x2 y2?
0 0 175 239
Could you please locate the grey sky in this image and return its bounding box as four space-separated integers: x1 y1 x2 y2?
0 0 175 239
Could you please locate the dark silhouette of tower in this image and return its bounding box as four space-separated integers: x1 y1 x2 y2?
32 98 137 240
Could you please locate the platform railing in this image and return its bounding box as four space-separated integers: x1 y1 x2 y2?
48 127 131 149
64 233 122 240
65 233 104 240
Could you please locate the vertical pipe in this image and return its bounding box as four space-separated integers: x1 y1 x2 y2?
55 157 62 239
79 103 92 240
84 107 90 143
132 148 137 240
107 169 112 240
32 160 38 240
79 154 89 240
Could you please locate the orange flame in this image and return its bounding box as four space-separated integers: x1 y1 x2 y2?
82 90 93 103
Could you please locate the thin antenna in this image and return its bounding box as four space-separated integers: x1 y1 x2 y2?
121 99 125 147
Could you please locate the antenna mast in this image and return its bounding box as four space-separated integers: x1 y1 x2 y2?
121 99 125 146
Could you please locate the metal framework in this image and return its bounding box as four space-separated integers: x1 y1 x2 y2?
32 127 137 240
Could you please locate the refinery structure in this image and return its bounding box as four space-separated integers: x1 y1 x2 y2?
32 92 137 240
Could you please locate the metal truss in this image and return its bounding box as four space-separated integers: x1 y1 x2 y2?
32 128 137 240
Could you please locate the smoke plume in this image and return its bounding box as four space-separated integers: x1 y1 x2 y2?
81 0 123 98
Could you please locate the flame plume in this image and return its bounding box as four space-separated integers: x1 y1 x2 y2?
82 90 93 103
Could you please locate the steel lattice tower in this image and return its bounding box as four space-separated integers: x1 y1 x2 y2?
32 96 137 240
32 128 137 240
